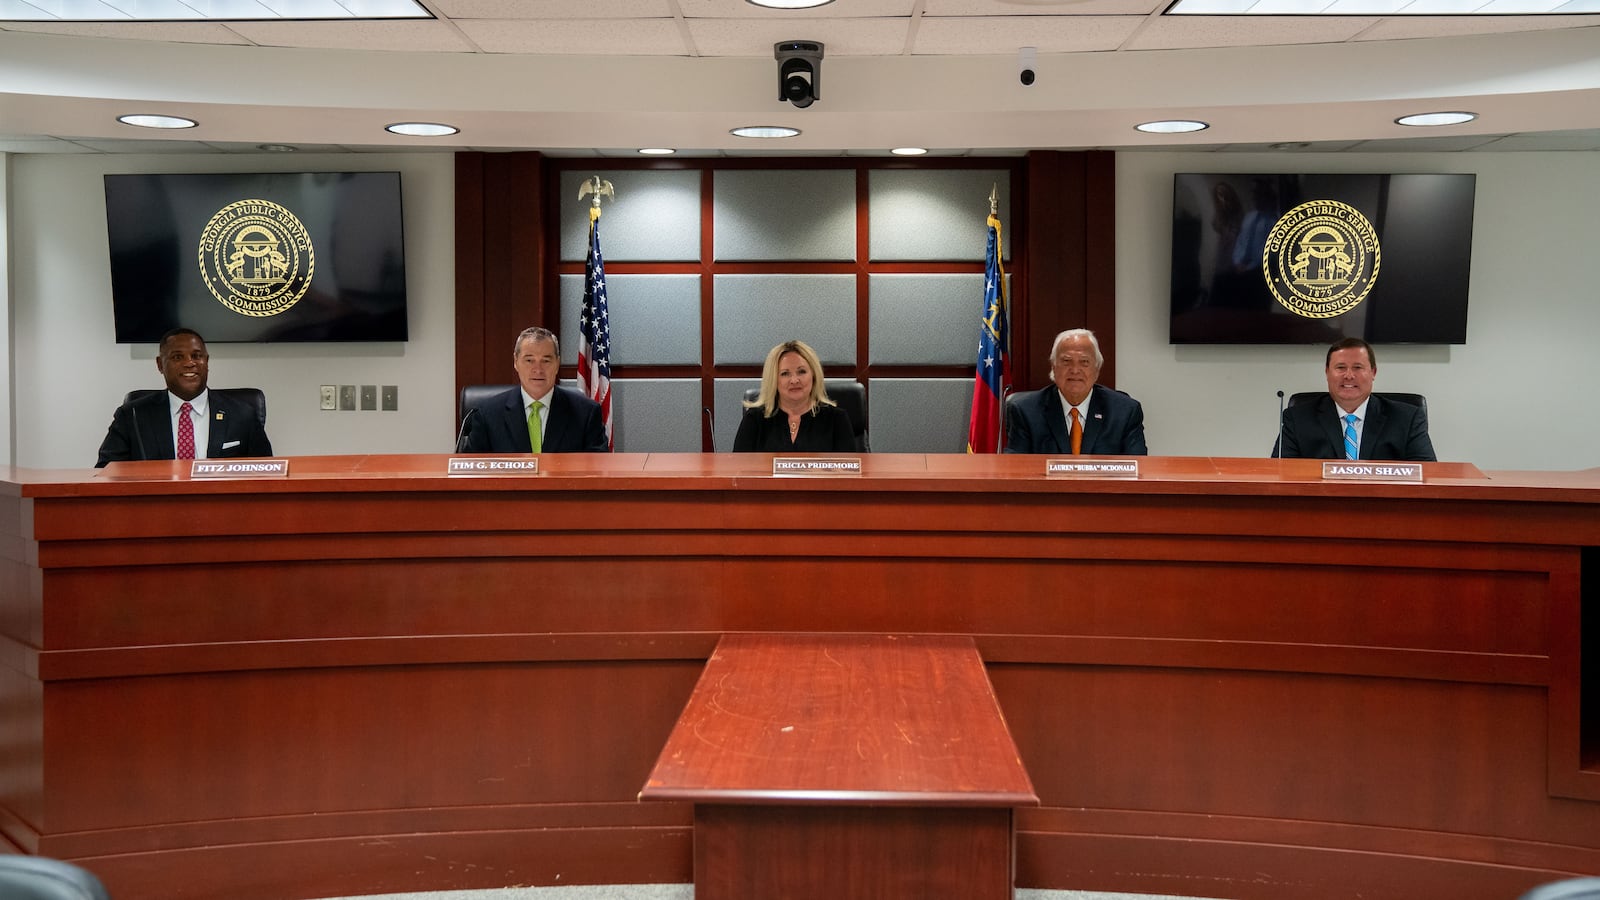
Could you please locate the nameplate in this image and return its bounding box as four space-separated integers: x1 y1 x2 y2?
1321 461 1423 482
773 457 863 476
1045 458 1140 479
189 459 289 478
447 457 540 475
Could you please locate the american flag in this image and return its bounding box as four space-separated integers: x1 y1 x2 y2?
966 213 1010 453
579 207 614 450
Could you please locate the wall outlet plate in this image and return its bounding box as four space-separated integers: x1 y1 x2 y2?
381 385 398 411
320 385 337 411
339 385 357 411
360 385 378 411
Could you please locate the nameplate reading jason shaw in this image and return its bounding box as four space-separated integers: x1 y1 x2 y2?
1321 461 1423 483
447 457 540 476
772 457 863 476
189 459 289 479
1046 459 1140 479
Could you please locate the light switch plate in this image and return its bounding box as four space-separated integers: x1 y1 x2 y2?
320 385 337 411
339 385 356 411
381 385 398 411
360 385 378 411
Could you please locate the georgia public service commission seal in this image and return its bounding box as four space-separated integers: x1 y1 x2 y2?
1262 199 1380 319
197 199 314 317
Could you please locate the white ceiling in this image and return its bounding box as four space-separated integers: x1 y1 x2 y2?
2 0 1599 155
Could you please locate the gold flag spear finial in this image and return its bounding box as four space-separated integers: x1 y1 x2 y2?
988 183 999 217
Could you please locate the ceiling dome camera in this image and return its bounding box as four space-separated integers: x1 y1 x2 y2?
774 40 824 109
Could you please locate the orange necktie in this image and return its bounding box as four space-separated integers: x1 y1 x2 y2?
1069 408 1082 455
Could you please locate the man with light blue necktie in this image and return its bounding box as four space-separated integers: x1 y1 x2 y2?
1273 337 1436 462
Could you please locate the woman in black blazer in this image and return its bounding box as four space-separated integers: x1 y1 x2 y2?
732 340 857 453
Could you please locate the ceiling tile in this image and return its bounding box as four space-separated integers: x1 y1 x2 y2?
1469 128 1600 150
225 20 479 50
1346 133 1505 151
677 0 916 16
0 21 252 43
911 15 1143 53
1124 15 1374 49
687 17 910 56
430 0 676 18
1354 16 1596 39
923 0 1162 13
455 17 692 54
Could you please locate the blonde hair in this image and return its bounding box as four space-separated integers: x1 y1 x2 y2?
745 340 836 417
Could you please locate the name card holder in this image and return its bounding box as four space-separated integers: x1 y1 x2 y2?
447 457 540 476
1321 461 1423 482
1045 458 1140 479
773 457 863 476
190 459 290 479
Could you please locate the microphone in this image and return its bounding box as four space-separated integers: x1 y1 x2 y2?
1274 390 1286 458
702 406 715 450
455 407 478 453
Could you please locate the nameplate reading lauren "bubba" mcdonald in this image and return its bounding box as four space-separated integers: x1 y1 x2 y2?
447 457 540 476
773 457 863 476
1321 461 1423 482
189 459 289 478
1046 459 1140 479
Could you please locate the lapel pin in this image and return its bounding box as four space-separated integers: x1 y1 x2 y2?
215 412 224 420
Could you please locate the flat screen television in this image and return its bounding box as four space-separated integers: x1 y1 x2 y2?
1170 173 1474 345
105 171 408 343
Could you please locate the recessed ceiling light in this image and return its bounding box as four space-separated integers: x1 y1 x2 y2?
730 125 801 139
1396 111 1478 128
117 114 197 130
386 122 460 137
746 0 836 8
891 147 928 156
257 143 298 152
638 148 676 155
1135 120 1210 135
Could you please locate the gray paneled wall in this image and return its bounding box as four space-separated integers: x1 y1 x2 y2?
556 167 1011 453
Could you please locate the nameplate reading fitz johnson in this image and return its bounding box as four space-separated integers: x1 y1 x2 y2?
189 459 290 479
447 457 540 476
773 457 863 476
1046 459 1140 478
1321 461 1423 483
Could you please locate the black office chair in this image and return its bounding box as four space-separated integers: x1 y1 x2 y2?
740 380 869 451
1286 390 1425 416
123 388 267 430
0 855 111 900
1518 878 1600 900
458 384 514 426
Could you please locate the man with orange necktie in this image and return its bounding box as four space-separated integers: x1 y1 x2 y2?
95 327 274 467
1004 328 1148 456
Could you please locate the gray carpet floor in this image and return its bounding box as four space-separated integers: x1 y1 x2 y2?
308 887 1219 900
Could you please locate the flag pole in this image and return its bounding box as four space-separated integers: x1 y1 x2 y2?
989 184 1005 445
577 177 616 450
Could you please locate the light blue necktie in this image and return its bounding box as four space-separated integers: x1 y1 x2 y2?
1342 413 1359 461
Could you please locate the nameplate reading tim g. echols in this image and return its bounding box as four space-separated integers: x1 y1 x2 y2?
773 457 863 476
1046 459 1140 479
189 459 289 479
1321 461 1423 483
447 457 540 476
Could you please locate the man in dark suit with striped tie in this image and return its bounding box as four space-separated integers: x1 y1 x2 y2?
1274 337 1435 461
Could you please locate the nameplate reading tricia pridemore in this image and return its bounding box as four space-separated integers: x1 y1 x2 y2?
190 459 289 479
772 457 863 476
447 457 540 476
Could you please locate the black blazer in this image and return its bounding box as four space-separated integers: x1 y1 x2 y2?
459 385 608 453
96 389 273 468
1274 393 1436 461
732 403 856 453
1003 384 1148 455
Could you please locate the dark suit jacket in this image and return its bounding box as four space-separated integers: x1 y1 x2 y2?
1274 393 1436 461
459 385 608 453
1004 384 1148 455
96 389 273 468
731 403 856 453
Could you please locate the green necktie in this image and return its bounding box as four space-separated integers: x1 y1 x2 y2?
528 400 543 453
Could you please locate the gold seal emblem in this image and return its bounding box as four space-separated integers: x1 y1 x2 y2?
1262 199 1380 319
197 199 314 317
